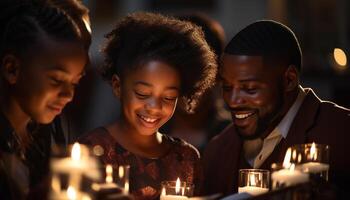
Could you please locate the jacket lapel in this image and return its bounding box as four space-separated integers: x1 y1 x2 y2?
285 88 321 147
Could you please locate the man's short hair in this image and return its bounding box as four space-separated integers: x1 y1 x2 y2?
225 20 302 71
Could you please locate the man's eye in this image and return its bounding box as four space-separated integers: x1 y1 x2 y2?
245 88 258 94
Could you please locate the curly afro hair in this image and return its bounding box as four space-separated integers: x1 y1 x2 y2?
101 12 217 113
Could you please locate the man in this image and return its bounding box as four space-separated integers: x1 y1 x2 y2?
201 20 350 197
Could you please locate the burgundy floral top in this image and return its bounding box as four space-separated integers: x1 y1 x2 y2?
79 127 201 200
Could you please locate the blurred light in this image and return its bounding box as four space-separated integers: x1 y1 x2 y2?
333 48 347 68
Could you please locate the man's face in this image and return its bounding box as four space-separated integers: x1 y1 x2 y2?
220 54 286 139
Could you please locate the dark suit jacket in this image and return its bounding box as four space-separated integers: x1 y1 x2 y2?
201 88 350 196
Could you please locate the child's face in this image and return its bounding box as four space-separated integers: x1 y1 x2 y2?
118 61 180 136
11 36 87 124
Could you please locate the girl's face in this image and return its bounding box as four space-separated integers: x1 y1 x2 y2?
116 61 181 136
10 36 87 124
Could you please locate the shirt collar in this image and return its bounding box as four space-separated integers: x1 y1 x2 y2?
267 86 306 140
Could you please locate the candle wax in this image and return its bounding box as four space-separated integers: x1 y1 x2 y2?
238 186 268 196
160 194 189 200
271 168 309 186
299 162 329 173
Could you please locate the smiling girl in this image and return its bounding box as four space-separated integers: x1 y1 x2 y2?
79 12 217 200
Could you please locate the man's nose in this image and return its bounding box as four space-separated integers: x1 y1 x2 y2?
229 88 245 106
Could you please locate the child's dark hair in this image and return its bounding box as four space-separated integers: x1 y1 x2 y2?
0 0 82 59
101 12 217 113
46 0 91 50
225 20 302 72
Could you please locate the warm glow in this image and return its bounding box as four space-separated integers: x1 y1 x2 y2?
161 187 166 196
125 181 129 193
118 166 124 178
82 195 92 200
298 153 302 163
289 163 295 171
71 143 81 161
67 186 77 200
283 148 292 168
334 48 347 67
105 164 113 183
51 175 61 192
249 173 256 186
175 178 181 194
310 142 317 160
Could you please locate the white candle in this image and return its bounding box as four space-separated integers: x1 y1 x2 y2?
160 194 189 200
299 162 329 173
271 168 309 186
51 143 101 180
160 178 192 200
238 186 268 196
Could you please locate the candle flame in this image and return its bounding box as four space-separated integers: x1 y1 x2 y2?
249 173 256 186
298 153 302 163
283 148 292 168
67 186 77 200
175 177 181 194
119 166 124 178
105 164 113 183
310 142 317 161
51 175 61 192
161 187 166 196
71 142 81 161
124 181 129 194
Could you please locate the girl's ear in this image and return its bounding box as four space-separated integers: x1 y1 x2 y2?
283 65 299 92
111 74 121 97
1 54 21 84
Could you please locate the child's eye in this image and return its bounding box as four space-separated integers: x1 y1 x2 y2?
50 77 64 86
135 92 150 99
163 96 177 102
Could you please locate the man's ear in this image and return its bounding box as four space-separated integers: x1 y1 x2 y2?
111 74 121 97
1 54 21 84
284 65 299 92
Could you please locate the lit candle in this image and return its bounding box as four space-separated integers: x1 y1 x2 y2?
50 143 101 199
271 148 309 188
51 143 100 180
238 173 268 196
299 143 330 174
91 164 119 192
160 178 190 200
271 164 309 187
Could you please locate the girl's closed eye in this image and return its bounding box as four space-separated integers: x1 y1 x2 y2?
135 91 150 99
163 96 177 102
50 76 64 86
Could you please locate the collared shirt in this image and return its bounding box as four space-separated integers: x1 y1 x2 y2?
246 86 306 168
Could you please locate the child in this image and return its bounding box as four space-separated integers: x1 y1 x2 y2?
0 0 87 198
79 12 217 200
